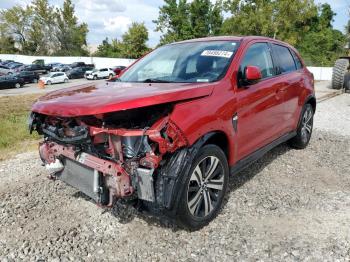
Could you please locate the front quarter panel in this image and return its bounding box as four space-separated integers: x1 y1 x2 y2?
169 79 237 165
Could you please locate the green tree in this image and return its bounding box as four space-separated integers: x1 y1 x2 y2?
154 0 192 44
210 1 224 36
190 0 211 38
0 5 34 53
94 37 122 57
0 0 89 56
222 0 346 66
29 0 55 55
297 3 346 66
55 0 89 56
222 0 318 46
345 8 350 53
0 27 17 53
154 0 223 45
119 22 150 58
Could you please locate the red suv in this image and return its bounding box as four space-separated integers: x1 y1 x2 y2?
29 36 315 229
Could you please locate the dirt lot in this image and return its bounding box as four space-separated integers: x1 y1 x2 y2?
0 94 349 261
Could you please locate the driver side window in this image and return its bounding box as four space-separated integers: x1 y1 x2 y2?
240 43 275 79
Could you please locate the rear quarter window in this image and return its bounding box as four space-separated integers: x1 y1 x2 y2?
271 44 296 73
291 50 303 70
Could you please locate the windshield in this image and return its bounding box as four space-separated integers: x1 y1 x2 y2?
120 41 239 83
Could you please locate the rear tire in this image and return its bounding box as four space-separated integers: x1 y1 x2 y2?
33 79 38 83
15 83 21 89
176 145 229 230
288 103 314 149
332 59 349 90
64 78 68 83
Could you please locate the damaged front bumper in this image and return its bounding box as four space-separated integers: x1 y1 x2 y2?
36 115 188 206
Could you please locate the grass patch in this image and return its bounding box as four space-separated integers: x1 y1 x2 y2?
0 94 42 161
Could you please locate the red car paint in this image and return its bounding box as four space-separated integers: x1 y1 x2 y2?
32 82 214 117
31 36 314 209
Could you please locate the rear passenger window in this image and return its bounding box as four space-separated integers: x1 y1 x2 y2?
272 44 296 73
240 43 275 79
291 51 303 70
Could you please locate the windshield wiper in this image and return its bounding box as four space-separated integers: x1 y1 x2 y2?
142 78 173 83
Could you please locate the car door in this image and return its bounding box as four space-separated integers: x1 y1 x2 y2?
0 78 6 89
21 72 29 82
57 73 64 83
235 42 287 159
99 68 107 77
51 73 58 83
270 44 304 132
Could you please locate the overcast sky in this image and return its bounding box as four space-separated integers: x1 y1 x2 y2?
0 0 348 47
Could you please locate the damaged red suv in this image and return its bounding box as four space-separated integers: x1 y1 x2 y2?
29 36 315 229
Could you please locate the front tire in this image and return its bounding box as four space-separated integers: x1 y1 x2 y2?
176 145 229 230
47 80 52 85
288 103 314 149
93 75 98 80
15 83 21 89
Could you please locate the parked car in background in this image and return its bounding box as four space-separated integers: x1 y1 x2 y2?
32 59 52 71
71 62 94 68
0 60 14 66
85 68 115 80
52 63 65 72
39 72 69 85
112 66 127 76
15 64 28 73
59 65 72 72
0 65 12 75
22 64 49 74
66 66 94 79
15 71 40 83
8 63 24 73
47 63 61 70
0 75 25 89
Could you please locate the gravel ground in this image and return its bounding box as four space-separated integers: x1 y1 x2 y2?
0 94 349 261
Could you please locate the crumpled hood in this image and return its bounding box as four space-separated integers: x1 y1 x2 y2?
32 81 214 117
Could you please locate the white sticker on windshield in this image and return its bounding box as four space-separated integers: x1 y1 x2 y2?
197 79 209 82
201 50 233 58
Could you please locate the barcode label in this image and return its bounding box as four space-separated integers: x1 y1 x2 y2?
201 50 233 58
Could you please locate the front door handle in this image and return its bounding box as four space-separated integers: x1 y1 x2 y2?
276 87 288 93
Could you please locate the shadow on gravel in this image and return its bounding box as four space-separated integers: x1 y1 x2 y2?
73 142 291 231
228 143 290 190
220 142 291 211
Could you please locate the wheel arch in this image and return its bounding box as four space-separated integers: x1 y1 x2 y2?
200 131 230 161
305 95 316 113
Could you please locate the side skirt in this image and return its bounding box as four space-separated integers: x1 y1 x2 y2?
230 131 296 175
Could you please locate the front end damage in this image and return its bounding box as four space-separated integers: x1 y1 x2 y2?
29 104 188 207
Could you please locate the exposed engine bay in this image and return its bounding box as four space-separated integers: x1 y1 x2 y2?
29 103 188 206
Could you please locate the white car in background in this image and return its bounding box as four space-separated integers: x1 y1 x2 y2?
40 72 69 85
85 68 115 80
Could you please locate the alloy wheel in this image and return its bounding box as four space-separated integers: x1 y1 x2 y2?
187 156 225 218
301 106 313 144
